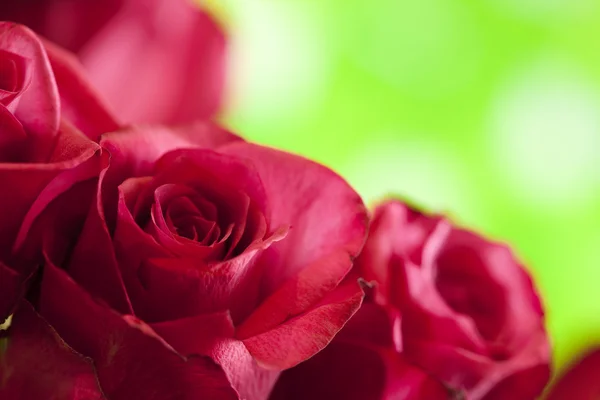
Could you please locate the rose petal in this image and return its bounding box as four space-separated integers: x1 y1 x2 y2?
547 348 600 400
152 311 236 356
80 0 226 124
152 312 280 400
404 327 550 400
0 105 27 162
269 339 449 400
0 49 29 109
481 364 550 400
219 142 368 295
0 0 123 53
0 301 103 399
12 128 105 255
100 123 241 189
237 250 358 339
0 262 23 321
242 279 365 370
1 120 100 262
66 166 134 315
335 302 399 349
0 22 59 153
42 38 120 141
39 262 238 400
132 247 265 323
355 200 441 300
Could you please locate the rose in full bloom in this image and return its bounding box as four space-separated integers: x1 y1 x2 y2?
0 21 117 323
1 0 226 124
546 348 600 400
2 118 369 398
271 199 551 399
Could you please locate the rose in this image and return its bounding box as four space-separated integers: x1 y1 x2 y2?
0 22 117 322
1 0 226 124
2 121 369 399
546 348 600 400
271 199 551 399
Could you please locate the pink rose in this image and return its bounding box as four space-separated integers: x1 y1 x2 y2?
271 199 551 399
1 0 226 124
0 21 116 323
2 120 368 398
546 348 600 400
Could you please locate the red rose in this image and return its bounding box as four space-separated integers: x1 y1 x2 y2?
1 0 226 125
546 348 600 400
2 121 368 399
271 200 551 399
0 22 116 323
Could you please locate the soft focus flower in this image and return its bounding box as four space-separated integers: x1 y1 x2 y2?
1 0 226 125
271 199 551 400
546 347 600 400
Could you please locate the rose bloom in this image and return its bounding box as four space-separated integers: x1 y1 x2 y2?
0 0 226 124
0 25 368 399
546 348 600 400
0 21 117 324
271 200 551 400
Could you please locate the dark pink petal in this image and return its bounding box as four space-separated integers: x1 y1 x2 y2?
66 165 134 315
0 22 59 154
43 39 120 141
547 348 600 400
404 326 550 400
152 311 236 356
100 123 241 185
482 364 550 400
0 302 103 399
0 49 29 109
129 233 282 323
219 141 368 295
269 341 387 400
152 313 279 400
39 262 238 400
154 149 267 217
237 250 358 339
0 0 123 53
436 229 545 348
269 341 449 400
354 200 441 302
0 120 100 261
242 279 365 370
0 105 27 162
0 262 23 320
80 0 226 124
335 302 400 349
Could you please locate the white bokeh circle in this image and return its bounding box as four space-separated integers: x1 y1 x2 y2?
489 56 600 207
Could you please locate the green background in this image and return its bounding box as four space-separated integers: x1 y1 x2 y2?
208 0 600 375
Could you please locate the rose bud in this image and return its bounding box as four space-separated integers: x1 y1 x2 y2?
271 199 551 399
2 121 369 399
546 347 600 400
1 0 226 125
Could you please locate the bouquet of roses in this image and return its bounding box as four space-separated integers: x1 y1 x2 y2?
0 1 589 399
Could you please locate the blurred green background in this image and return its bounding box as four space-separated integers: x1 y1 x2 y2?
206 0 600 374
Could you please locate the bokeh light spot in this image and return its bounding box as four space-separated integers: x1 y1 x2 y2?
489 57 600 207
225 1 331 123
